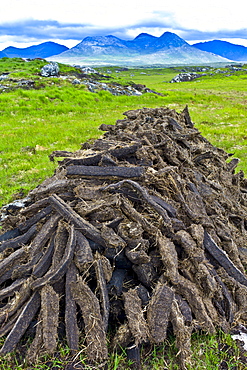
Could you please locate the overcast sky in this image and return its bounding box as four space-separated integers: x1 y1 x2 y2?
1 0 247 49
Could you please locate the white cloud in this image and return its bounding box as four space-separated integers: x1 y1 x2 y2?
1 0 245 31
0 0 247 48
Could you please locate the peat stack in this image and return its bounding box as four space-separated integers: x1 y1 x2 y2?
0 106 247 369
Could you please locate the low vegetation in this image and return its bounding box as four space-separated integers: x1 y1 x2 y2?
0 331 246 369
1 59 247 208
0 58 247 369
0 59 247 208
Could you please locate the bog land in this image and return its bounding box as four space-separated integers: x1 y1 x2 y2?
0 58 247 369
0 59 246 209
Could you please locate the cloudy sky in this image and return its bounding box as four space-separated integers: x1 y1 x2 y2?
0 0 247 50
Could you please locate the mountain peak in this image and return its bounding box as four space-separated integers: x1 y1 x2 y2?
76 35 125 47
68 35 129 56
134 33 157 40
158 32 188 47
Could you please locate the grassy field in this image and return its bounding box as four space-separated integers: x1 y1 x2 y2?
0 59 247 207
0 59 247 369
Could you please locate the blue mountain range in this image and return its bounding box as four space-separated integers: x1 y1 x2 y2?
193 40 247 61
1 32 246 65
48 32 230 65
2 41 68 59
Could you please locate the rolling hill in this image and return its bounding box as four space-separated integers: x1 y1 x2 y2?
3 41 69 59
193 40 247 61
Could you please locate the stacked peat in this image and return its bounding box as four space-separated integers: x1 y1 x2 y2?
1 106 247 369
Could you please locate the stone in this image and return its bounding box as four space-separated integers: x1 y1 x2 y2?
72 79 81 85
0 73 9 81
40 62 60 77
18 80 35 87
170 72 200 83
81 67 97 74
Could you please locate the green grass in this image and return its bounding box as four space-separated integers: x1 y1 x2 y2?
0 330 245 369
1 61 247 207
0 85 170 206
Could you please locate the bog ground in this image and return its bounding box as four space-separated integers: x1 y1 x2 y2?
0 59 247 369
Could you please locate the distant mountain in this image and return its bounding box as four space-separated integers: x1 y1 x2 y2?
193 40 247 61
151 31 188 50
126 33 158 52
145 44 229 64
0 51 7 58
64 35 133 56
50 32 230 66
2 42 69 59
125 31 188 53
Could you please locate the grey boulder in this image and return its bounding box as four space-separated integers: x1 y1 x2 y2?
40 62 60 77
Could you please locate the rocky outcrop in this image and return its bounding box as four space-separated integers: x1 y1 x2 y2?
18 80 35 87
170 72 202 83
83 80 143 95
0 73 9 81
81 67 97 74
40 62 60 77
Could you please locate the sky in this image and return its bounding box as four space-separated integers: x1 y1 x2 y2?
0 0 247 50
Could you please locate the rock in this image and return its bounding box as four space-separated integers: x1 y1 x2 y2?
18 80 35 87
0 84 8 91
83 80 143 96
170 72 201 83
40 62 60 77
81 67 97 74
0 73 9 81
72 79 81 85
115 67 129 72
0 197 31 222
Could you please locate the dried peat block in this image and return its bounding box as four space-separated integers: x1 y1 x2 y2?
48 194 106 247
147 283 174 343
0 224 37 253
65 262 79 353
32 235 55 278
18 205 53 233
170 299 192 370
203 230 247 286
66 165 144 178
123 288 149 345
50 143 140 165
0 291 40 355
74 230 94 270
0 106 247 369
40 284 59 354
94 253 111 332
31 224 76 290
71 277 108 362
26 312 43 363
